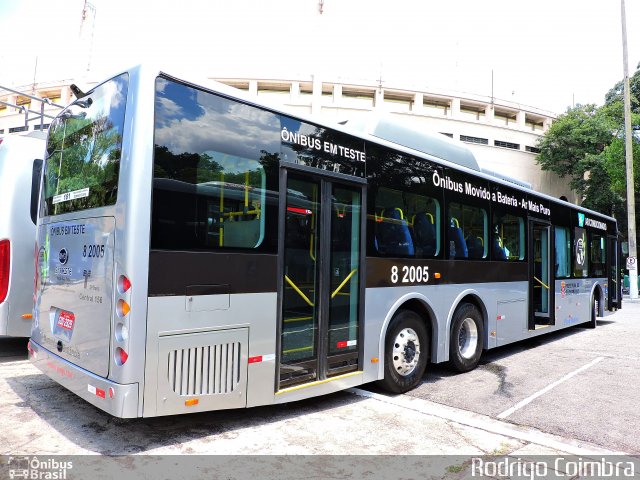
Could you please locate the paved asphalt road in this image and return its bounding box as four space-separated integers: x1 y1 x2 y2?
402 297 640 454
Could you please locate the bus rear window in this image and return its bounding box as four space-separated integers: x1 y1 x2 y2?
42 73 128 215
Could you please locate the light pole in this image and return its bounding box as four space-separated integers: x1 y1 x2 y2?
621 0 638 298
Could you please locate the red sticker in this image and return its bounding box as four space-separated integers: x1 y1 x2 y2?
57 311 75 331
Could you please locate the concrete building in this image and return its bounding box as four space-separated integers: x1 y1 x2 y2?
0 82 71 136
1 76 574 201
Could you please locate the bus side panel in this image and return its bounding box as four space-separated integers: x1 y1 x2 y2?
364 284 501 369
143 292 278 416
554 278 601 326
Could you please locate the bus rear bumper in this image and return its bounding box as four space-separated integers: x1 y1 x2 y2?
28 340 139 418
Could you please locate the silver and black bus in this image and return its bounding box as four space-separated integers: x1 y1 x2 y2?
28 65 621 417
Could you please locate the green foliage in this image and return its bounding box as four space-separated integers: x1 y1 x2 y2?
604 62 640 115
536 65 640 230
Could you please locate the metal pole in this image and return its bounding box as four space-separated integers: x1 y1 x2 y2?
621 0 638 298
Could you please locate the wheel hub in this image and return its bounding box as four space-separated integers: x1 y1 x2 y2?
458 317 478 359
392 327 421 376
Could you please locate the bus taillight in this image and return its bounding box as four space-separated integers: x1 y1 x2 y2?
0 239 10 303
115 347 129 366
118 275 131 294
117 299 131 317
114 273 131 368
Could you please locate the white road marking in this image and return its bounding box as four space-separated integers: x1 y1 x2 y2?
497 356 606 419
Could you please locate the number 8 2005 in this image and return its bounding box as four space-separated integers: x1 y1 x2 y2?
390 265 429 284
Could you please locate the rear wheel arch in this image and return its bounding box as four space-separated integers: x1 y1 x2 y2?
399 298 437 358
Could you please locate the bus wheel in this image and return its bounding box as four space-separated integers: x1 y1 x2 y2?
449 303 483 373
377 309 429 394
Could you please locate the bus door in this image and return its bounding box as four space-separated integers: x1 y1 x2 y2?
277 166 365 390
608 235 621 309
529 220 554 329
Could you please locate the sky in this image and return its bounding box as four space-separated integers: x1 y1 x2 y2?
0 0 638 114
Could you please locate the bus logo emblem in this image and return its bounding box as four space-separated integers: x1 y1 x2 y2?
59 248 69 265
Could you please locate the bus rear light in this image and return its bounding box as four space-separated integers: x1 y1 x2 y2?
0 239 10 303
115 323 129 342
117 299 130 317
118 275 131 294
108 387 115 399
115 347 129 366
27 341 36 358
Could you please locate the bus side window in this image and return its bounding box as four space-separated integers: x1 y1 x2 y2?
590 233 606 277
449 218 468 258
555 226 570 276
492 213 524 261
372 187 440 258
448 203 487 259
375 207 415 257
413 212 437 256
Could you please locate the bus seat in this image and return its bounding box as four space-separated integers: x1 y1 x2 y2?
413 212 436 256
466 236 484 259
448 219 468 258
376 208 415 256
492 237 507 260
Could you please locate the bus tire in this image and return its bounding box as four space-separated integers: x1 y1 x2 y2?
588 294 598 329
377 309 429 394
448 303 483 373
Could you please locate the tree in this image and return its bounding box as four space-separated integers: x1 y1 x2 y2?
604 62 640 116
536 104 613 203
536 64 640 227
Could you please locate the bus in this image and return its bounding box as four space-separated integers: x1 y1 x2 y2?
28 65 621 418
0 131 46 339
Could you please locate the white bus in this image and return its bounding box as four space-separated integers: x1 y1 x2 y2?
0 132 46 338
29 66 621 417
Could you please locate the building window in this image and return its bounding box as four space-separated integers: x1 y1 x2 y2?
494 111 517 125
9 126 28 133
494 140 520 150
526 146 541 153
460 105 485 121
440 133 453 138
460 135 488 145
423 98 450 115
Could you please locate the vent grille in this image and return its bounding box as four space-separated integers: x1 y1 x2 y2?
168 343 241 396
